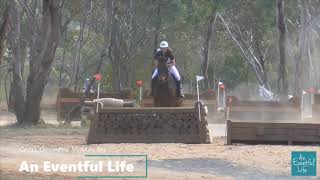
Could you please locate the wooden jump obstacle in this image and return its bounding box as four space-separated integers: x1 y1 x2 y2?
227 120 320 145
313 94 320 120
226 98 320 145
87 102 211 144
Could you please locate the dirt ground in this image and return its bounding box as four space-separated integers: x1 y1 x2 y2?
0 111 319 180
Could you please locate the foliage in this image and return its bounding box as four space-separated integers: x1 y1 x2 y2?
1 0 319 100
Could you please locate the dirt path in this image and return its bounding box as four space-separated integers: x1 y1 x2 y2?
1 125 319 180
1 110 319 179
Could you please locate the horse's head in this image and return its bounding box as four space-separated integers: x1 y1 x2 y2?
157 57 169 85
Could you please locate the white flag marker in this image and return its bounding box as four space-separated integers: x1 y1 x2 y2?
196 75 204 81
196 75 204 121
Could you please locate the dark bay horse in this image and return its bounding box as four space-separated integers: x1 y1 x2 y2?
151 57 183 107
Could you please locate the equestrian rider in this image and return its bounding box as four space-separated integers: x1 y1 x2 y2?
150 41 184 98
83 78 93 93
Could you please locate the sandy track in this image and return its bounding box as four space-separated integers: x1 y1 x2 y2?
0 125 319 180
1 110 319 179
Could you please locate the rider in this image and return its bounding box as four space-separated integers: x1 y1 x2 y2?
82 78 95 93
150 41 184 98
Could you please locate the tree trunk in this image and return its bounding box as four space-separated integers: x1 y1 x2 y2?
7 0 25 123
0 1 10 65
127 0 133 89
294 0 311 97
202 10 217 89
259 56 270 90
109 33 121 92
108 1 122 92
109 27 121 91
22 0 62 125
71 1 92 91
59 32 67 88
255 38 270 90
154 1 161 52
106 0 119 91
277 0 288 101
59 3 69 88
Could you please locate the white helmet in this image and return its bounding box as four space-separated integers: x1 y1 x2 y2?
160 41 169 48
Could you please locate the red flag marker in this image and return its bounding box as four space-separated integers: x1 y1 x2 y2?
306 87 316 94
93 73 102 81
136 80 143 87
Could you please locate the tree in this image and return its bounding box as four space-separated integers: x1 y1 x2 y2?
277 0 288 100
0 1 10 65
107 0 150 91
8 0 63 126
202 10 217 89
200 0 274 91
201 0 232 89
70 0 93 92
292 0 320 96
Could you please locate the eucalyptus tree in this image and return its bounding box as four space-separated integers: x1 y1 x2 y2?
7 0 63 126
277 0 289 100
280 0 320 96
0 0 10 65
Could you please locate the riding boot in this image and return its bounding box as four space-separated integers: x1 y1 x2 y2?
176 81 184 98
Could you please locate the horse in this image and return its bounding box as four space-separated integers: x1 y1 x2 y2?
151 57 183 107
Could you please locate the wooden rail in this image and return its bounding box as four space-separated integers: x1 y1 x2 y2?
313 94 320 120
227 120 320 145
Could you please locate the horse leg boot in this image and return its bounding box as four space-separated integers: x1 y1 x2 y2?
176 81 184 98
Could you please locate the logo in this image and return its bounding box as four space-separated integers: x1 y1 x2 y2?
79 155 148 178
291 151 317 176
18 154 148 178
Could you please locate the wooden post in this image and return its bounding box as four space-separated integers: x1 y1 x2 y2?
139 86 142 101
226 120 232 145
217 83 220 109
96 82 100 113
197 79 201 121
223 88 226 108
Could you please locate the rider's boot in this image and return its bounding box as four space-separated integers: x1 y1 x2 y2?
176 81 185 98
